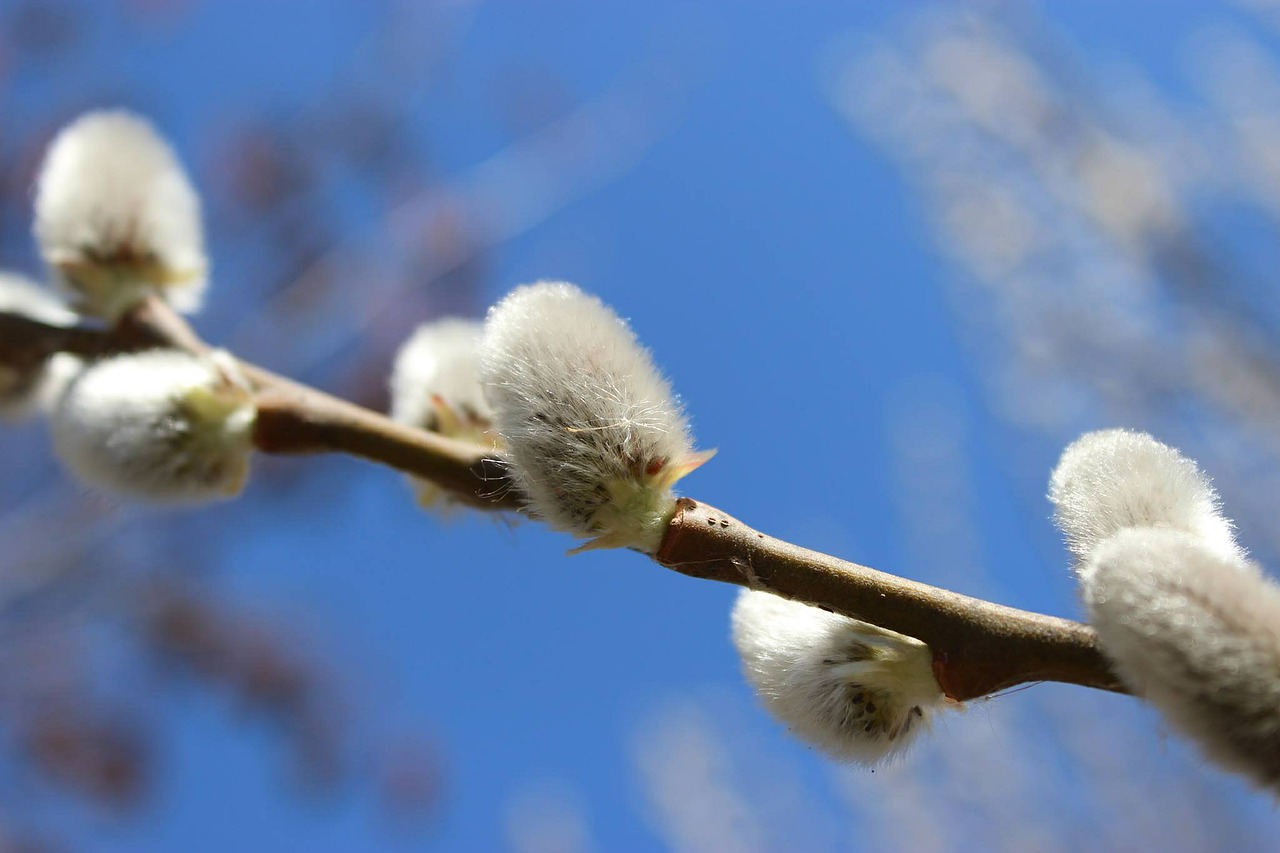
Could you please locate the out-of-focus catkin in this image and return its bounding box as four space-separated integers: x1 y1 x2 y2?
390 318 500 510
52 350 255 503
34 110 207 320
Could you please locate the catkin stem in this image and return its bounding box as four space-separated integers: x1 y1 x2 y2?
0 302 1127 701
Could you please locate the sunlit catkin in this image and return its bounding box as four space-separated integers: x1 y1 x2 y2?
1049 429 1242 576
480 282 712 553
731 589 945 764
1084 528 1280 791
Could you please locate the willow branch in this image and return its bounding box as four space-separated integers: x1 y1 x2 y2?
655 499 1123 700
0 300 1125 701
1 300 520 510
249 384 518 510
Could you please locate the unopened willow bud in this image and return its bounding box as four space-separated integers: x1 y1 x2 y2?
480 282 713 553
52 350 254 502
390 318 500 509
1084 528 1280 791
731 589 945 764
1049 429 1242 576
34 110 207 320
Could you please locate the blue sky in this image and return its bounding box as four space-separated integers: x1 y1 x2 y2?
7 2 1280 851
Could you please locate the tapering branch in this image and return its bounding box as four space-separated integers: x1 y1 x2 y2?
0 300 1126 701
656 498 1123 700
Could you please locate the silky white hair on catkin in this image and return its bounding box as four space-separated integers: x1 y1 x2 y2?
33 110 207 319
52 349 255 503
0 273 80 419
1084 527 1280 791
1049 429 1241 575
731 589 944 764
480 282 712 553
390 318 498 508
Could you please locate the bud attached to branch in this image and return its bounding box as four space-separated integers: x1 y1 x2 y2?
390 318 500 509
1048 429 1241 575
731 589 946 764
480 282 713 553
52 350 255 502
1052 431 1280 790
1083 528 1280 791
34 110 207 320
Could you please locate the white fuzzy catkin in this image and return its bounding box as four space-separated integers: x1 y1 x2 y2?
480 282 712 553
389 318 499 508
52 349 255 503
731 589 945 764
1048 429 1241 574
34 110 207 319
1084 527 1280 790
0 273 80 419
